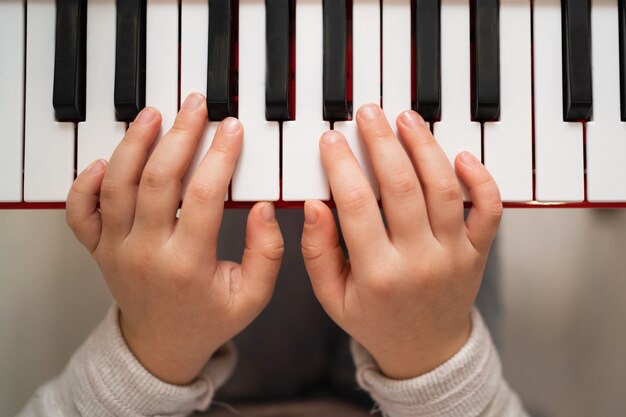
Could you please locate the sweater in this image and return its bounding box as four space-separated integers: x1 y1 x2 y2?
17 307 528 417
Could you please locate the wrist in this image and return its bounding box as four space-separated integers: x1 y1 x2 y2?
119 311 220 385
373 314 472 380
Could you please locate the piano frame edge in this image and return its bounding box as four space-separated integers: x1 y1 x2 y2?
1 201 626 210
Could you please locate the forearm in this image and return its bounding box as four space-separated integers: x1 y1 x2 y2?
352 308 528 417
17 306 236 417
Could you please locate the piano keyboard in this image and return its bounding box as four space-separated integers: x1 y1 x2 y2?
1 0 626 209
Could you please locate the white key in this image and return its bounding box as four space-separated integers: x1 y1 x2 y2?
232 0 280 201
533 0 584 202
146 0 178 141
78 0 126 173
483 0 533 202
381 0 411 135
434 0 481 200
0 1 24 202
586 0 626 202
282 0 329 201
180 0 223 198
334 0 380 197
24 0 75 202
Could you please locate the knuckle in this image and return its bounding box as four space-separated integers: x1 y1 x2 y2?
484 203 504 226
262 238 285 262
413 136 437 154
65 210 82 231
168 123 193 140
125 250 152 275
169 267 198 290
368 276 397 299
210 140 238 164
66 185 83 205
100 180 121 201
433 177 462 202
141 164 170 191
301 239 328 262
384 170 418 197
476 178 503 220
187 181 222 204
122 132 144 146
339 187 372 214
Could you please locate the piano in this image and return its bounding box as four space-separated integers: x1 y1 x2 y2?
1 0 625 209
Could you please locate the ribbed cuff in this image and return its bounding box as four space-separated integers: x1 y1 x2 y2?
351 308 501 417
66 306 237 417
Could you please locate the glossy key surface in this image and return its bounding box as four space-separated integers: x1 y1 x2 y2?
114 0 146 122
53 0 87 122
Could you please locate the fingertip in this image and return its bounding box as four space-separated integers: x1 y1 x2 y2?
457 151 481 169
220 117 242 135
80 159 107 178
305 200 335 226
320 130 345 147
356 103 383 121
249 202 281 234
304 200 320 225
455 152 484 185
181 92 206 110
133 106 161 125
398 110 427 129
260 202 276 224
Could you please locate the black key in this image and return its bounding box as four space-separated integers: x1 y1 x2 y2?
472 0 500 122
323 0 349 121
415 0 441 122
266 0 291 121
114 0 146 122
53 0 87 122
562 0 592 122
619 0 626 122
208 0 235 121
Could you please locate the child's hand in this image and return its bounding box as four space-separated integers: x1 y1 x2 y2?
301 104 502 380
65 94 284 385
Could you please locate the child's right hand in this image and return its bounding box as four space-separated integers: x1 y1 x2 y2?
301 104 503 381
65 94 284 385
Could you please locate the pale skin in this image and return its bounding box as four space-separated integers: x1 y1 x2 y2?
66 93 502 385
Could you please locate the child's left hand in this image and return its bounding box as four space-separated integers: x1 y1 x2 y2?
301 104 503 380
65 94 284 385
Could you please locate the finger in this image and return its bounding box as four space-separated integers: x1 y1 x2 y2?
301 200 348 320
238 202 285 306
319 130 388 262
397 110 465 244
134 93 208 238
355 104 430 244
175 118 243 257
66 160 107 252
100 107 161 239
455 152 503 254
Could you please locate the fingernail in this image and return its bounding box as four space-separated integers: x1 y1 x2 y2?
83 159 106 176
182 93 204 110
359 103 382 120
135 107 156 124
321 131 341 145
304 201 319 225
221 117 241 134
261 202 275 223
401 110 426 128
459 151 480 167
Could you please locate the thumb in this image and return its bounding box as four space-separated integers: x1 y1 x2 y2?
301 200 348 317
240 202 285 303
66 159 107 252
455 152 503 254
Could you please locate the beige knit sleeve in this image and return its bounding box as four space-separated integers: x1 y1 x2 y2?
17 306 237 417
351 308 529 417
